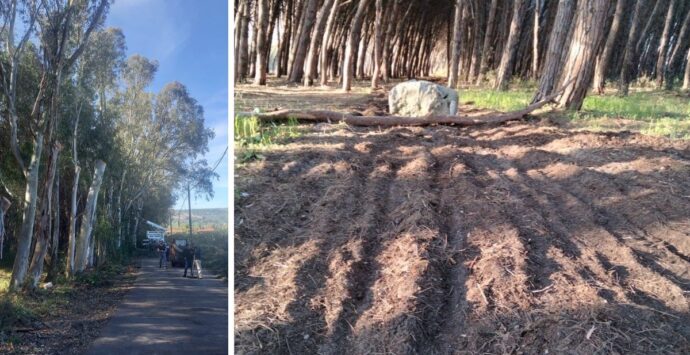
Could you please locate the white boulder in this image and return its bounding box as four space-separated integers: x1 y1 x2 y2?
388 80 459 116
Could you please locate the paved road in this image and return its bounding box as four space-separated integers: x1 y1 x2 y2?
86 257 228 355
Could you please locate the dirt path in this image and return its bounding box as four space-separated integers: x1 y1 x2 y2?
86 257 228 355
235 118 690 354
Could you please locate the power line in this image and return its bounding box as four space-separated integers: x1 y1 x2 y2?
209 146 228 173
173 146 228 215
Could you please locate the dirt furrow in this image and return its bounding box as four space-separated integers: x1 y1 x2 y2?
346 142 444 355
319 144 398 354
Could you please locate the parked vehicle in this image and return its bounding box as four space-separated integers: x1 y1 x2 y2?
169 239 188 267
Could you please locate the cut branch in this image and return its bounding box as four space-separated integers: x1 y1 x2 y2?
237 91 561 127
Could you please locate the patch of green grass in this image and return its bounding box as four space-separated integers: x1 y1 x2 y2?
234 116 300 146
234 115 302 163
461 86 690 139
461 87 533 111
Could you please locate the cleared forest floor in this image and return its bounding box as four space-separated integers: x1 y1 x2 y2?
234 79 690 354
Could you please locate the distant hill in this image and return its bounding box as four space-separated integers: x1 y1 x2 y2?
170 208 228 232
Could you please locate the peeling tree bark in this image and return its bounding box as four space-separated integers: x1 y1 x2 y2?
10 132 44 291
0 197 10 260
27 143 62 289
74 160 106 273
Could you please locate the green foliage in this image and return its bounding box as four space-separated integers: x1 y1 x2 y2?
0 295 35 332
74 263 124 288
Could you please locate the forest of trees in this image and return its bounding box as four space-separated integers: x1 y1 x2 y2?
235 0 690 109
0 0 215 292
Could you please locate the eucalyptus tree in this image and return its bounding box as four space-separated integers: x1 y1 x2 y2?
0 0 109 291
64 28 124 276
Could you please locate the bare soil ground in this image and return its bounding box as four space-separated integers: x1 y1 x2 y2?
234 80 690 354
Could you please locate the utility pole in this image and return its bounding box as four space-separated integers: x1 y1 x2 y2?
187 184 193 243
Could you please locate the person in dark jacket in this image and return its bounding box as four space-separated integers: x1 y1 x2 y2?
157 241 166 268
182 245 194 277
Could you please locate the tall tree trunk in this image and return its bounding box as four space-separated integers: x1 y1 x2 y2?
9 133 44 291
448 0 464 88
532 0 576 103
0 197 10 260
356 20 372 80
288 0 306 77
254 0 270 85
264 0 281 74
370 0 384 88
532 0 541 79
556 0 610 110
635 0 666 56
655 0 677 88
45 173 60 281
277 0 293 77
319 0 341 86
381 0 402 82
342 0 371 91
683 49 690 90
66 105 82 278
665 8 690 89
237 1 250 83
304 0 337 86
290 0 319 82
116 171 126 250
618 0 646 96
476 0 498 84
74 160 106 273
593 0 625 94
494 0 529 90
234 0 245 79
27 143 61 289
131 199 143 249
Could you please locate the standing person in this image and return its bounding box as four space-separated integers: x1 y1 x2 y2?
157 242 165 268
183 245 193 277
193 245 203 279
164 243 170 269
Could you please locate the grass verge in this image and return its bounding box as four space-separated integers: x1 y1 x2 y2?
461 86 690 139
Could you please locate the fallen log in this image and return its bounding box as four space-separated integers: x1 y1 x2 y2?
236 91 562 127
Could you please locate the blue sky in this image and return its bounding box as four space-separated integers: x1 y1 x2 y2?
107 0 229 209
